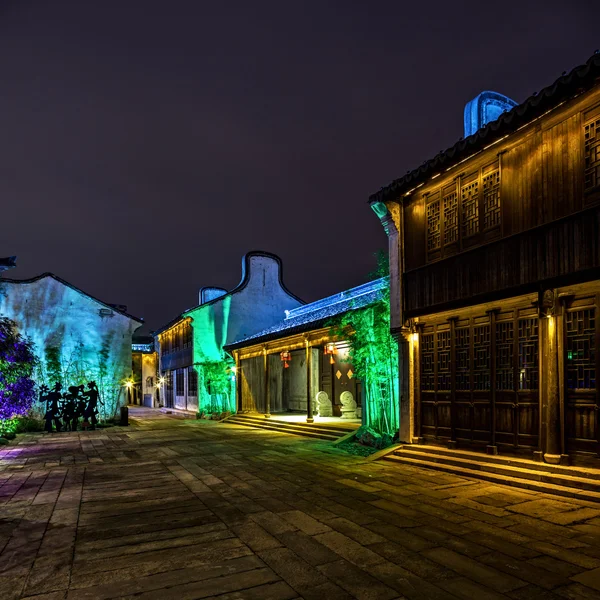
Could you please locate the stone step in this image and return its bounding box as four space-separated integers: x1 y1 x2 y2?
405 444 600 481
231 414 355 435
384 452 600 502
224 417 341 441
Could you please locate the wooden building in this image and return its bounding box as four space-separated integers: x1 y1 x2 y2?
225 278 387 423
370 52 600 464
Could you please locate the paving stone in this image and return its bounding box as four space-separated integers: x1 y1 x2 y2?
230 519 283 552
367 541 459 581
317 559 398 600
258 547 329 593
313 530 386 568
478 550 570 589
5 409 600 600
278 510 332 535
437 576 511 600
275 530 341 566
554 582 600 599
423 547 528 593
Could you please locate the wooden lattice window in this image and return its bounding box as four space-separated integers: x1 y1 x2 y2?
461 178 479 238
566 308 596 389
518 318 538 391
437 330 451 391
455 327 470 391
483 166 501 230
176 368 185 395
420 332 435 391
426 198 441 252
473 324 491 390
495 321 514 391
188 367 198 396
585 117 600 193
183 322 192 349
443 187 458 245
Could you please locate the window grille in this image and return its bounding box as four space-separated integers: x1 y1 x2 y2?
495 321 514 391
585 118 600 193
188 367 198 396
461 179 480 238
483 169 501 230
455 327 470 391
566 308 596 389
518 318 538 391
183 322 192 349
473 324 491 390
437 330 451 390
426 199 441 252
420 333 435 391
176 368 185 396
443 189 458 245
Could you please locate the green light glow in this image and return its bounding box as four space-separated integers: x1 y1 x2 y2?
185 295 235 414
329 256 399 436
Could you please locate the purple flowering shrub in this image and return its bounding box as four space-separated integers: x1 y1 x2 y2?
0 317 37 424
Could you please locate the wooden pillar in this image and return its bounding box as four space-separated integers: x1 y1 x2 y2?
557 296 570 458
306 339 314 423
263 347 271 418
398 331 411 443
234 351 242 413
448 317 458 449
487 309 499 455
413 324 424 443
541 290 563 464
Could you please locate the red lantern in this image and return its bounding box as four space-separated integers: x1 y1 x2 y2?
324 342 337 364
280 350 291 368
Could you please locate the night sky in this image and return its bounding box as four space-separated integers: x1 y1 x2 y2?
1 1 597 330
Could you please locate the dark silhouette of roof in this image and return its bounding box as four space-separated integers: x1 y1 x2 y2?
0 256 17 272
370 51 600 204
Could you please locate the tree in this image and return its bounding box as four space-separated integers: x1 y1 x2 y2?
329 252 399 436
0 317 37 427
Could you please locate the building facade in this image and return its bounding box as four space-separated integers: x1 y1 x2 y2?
371 52 600 464
225 277 398 433
131 336 158 407
155 251 304 414
0 268 143 418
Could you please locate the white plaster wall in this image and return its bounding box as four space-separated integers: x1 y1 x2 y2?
0 276 141 417
186 254 303 363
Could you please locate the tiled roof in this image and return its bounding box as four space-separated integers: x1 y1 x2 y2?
370 51 600 204
225 277 387 350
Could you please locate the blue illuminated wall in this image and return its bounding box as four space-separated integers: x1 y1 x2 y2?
464 91 518 138
0 274 142 418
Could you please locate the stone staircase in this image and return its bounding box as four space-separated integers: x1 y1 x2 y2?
383 444 600 503
223 413 356 442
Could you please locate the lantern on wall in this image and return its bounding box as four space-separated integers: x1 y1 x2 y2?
324 342 337 364
280 350 291 368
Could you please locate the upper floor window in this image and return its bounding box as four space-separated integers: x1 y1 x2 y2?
585 116 600 194
183 321 192 349
426 160 500 261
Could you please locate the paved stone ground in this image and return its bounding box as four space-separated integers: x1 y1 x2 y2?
2 409 600 599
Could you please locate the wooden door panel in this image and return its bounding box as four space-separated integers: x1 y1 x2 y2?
517 401 539 448
436 400 452 439
565 300 598 455
418 305 540 452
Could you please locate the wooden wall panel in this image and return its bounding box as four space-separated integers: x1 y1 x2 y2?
405 206 600 316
